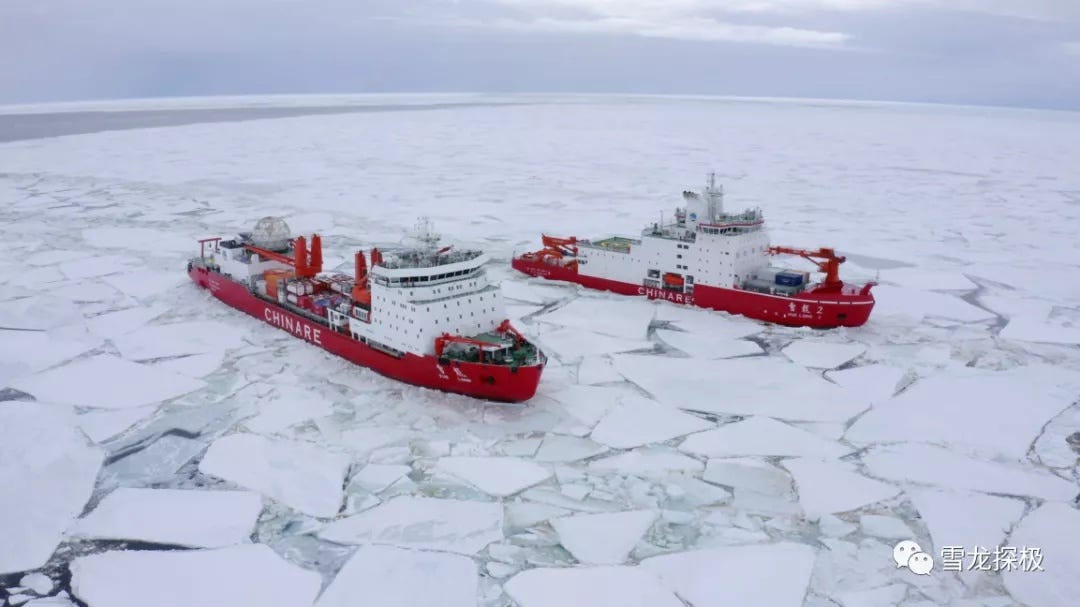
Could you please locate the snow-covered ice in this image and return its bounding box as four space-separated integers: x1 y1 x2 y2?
69 544 321 607
823 364 905 404
68 488 262 548
18 573 54 596
505 566 684 607
782 340 866 369
316 545 477 607
199 433 350 518
871 285 997 323
9 354 205 409
436 456 552 496
535 297 655 340
782 458 899 520
1001 502 1080 607
590 393 714 448
857 514 913 540
534 326 651 361
551 510 657 564
534 434 608 462
0 403 104 575
576 356 625 384
906 488 1025 555
680 416 851 459
999 314 1080 345
76 406 157 443
319 496 503 554
112 320 247 361
349 464 411 493
703 457 794 495
654 329 763 359
588 448 705 477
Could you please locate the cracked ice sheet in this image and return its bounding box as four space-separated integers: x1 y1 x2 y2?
655 329 763 359
680 416 851 459
506 566 684 607
534 325 652 361
861 443 1076 501
824 364 905 404
552 510 657 565
0 403 104 575
641 542 816 607
70 544 321 607
576 356 624 384
999 314 1080 345
112 320 248 361
199 433 350 518
845 364 1080 459
0 297 81 330
239 385 335 434
76 406 157 442
590 393 714 449
905 488 1024 556
782 458 900 521
318 496 503 555
102 269 187 300
588 447 705 477
535 297 655 340
782 340 866 369
82 227 195 254
870 285 996 323
1002 503 1080 607
500 280 570 304
436 456 552 497
614 355 869 422
653 304 763 339
0 329 100 379
316 545 477 607
880 268 978 291
10 354 205 409
68 488 262 548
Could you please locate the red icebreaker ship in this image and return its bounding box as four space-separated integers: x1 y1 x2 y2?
189 217 545 402
513 175 876 328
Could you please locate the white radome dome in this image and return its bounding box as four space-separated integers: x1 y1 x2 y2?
251 216 292 251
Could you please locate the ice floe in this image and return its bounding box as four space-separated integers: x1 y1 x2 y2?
318 496 503 554
83 305 168 339
861 443 1076 501
655 329 763 359
76 406 157 443
68 488 262 548
149 351 225 378
881 268 977 291
199 433 350 518
653 305 763 339
1002 502 1080 607
316 545 478 607
10 354 205 409
641 542 816 607
870 285 996 323
58 255 138 280
824 364 905 404
782 340 866 369
239 385 335 434
857 514 913 540
845 364 1080 458
535 297 655 340
436 456 552 496
349 464 411 493
505 566 683 607
906 488 1024 555
680 416 851 459
83 227 194 253
19 573 54 596
0 402 103 575
576 356 625 384
101 269 186 300
999 314 1080 345
614 355 870 422
782 458 899 520
551 510 657 564
500 280 569 304
70 544 321 607
112 320 247 361
590 393 713 449
703 457 793 496
534 326 651 361
588 448 705 478
534 435 608 462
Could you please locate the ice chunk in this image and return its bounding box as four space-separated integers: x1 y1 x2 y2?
113 320 247 361
199 433 350 518
10 354 205 409
319 496 503 554
19 573 54 596
68 488 262 548
316 545 477 607
350 464 411 493
680 416 851 459
551 510 657 565
84 305 168 339
881 268 977 291
846 365 1080 459
240 385 334 434
782 458 900 520
861 443 1076 501
102 270 186 299
536 326 651 361
824 365 905 404
907 488 1024 556
577 356 625 384
590 394 713 449
614 355 869 422
505 566 683 607
0 330 99 378
0 297 80 331
26 250 85 267
1000 315 1080 345
83 227 194 253
506 502 571 528
870 286 996 323
436 456 551 497
58 255 137 280
655 329 763 359
641 542 816 607
70 544 321 607
500 280 568 304
546 385 621 435
703 458 794 495
149 351 224 378
782 341 866 369
534 435 608 462
858 515 913 540
588 448 704 478
0 402 103 575
536 297 655 340
76 406 157 443
834 584 909 607
1002 502 1080 607
654 305 763 339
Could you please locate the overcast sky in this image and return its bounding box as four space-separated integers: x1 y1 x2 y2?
3 0 1080 109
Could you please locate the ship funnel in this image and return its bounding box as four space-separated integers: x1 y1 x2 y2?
310 234 323 274
294 235 309 276
354 250 367 283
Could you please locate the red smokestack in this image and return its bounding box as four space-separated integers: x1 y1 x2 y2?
310 234 323 274
354 250 367 284
294 235 309 277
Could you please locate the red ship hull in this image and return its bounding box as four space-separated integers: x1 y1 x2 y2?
190 266 543 402
511 258 874 328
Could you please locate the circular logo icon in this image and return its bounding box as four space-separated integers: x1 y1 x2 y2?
689 212 697 220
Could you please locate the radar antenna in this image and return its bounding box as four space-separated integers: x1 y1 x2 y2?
412 216 441 251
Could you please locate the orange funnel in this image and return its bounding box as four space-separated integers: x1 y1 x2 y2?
310 234 323 274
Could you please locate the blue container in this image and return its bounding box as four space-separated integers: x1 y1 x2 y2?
775 272 804 287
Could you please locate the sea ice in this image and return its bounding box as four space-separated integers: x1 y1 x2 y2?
906 488 1024 555
9 354 205 409
239 385 335 434
576 356 626 384
505 566 683 607
535 297 655 340
500 280 569 304
58 255 138 280
881 268 977 291
149 351 225 378
316 545 477 607
19 572 54 596
0 330 99 379
436 456 552 496
703 458 793 496
588 448 705 478
83 305 168 339
641 542 816 607
845 364 1080 458
858 515 913 540
551 510 657 565
535 326 651 361
655 329 762 359
199 433 350 518
0 298 80 331
102 269 186 300
318 496 503 554
590 393 713 449
680 416 851 459
824 364 905 404
83 227 194 254
112 320 247 361
69 544 321 607
861 443 1076 501
653 305 763 339
1001 502 1080 607
833 584 909 607
349 464 411 493
0 402 104 575
999 315 1080 345
534 435 608 462
76 406 157 443
613 355 869 422
782 340 866 369
68 488 262 548
782 458 900 520
870 286 996 323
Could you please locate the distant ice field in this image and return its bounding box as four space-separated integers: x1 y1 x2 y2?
1 94 1078 607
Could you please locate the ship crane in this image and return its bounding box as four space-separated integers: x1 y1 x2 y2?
245 234 323 278
768 246 845 290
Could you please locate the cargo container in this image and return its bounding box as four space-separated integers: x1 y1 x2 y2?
264 269 294 299
775 272 804 287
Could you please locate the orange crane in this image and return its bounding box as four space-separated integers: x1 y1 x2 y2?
768 246 846 289
245 234 323 278
541 235 578 256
